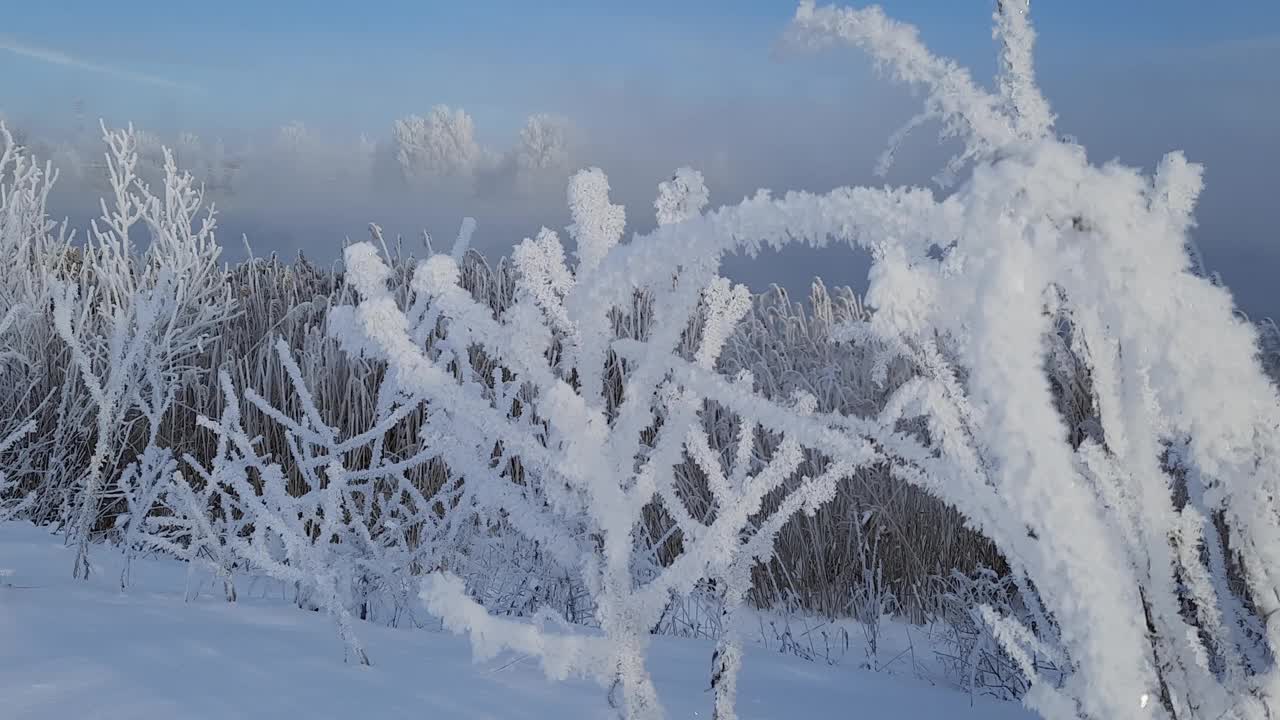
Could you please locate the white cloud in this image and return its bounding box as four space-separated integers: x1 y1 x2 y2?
0 36 200 93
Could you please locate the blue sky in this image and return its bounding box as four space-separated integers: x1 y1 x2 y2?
4 1 1275 134
2 1 1279 318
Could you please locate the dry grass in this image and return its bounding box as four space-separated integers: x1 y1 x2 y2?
0 235 1151 628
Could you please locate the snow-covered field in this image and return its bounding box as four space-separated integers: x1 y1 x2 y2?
0 522 1029 719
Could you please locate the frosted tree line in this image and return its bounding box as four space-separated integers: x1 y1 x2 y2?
3 2 1280 719
1 104 573 205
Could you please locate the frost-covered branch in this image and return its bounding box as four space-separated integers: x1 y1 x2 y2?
55 122 235 580
333 166 948 719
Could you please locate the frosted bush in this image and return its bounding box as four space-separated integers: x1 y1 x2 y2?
779 2 1280 718
333 164 923 718
168 330 503 660
0 417 36 521
336 2 1280 717
51 122 235 580
0 122 52 520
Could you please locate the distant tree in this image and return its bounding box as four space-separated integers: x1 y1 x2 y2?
393 105 489 189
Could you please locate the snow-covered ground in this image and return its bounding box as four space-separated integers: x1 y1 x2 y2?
0 522 1031 719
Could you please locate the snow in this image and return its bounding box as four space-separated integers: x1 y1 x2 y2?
0 522 1030 719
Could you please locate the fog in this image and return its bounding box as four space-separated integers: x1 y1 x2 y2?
8 30 1277 320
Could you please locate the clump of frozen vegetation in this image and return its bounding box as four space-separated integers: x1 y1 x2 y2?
774 2 1280 718
1 2 1279 720
49 123 236 580
0 122 50 522
333 1 1280 717
336 165 870 718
